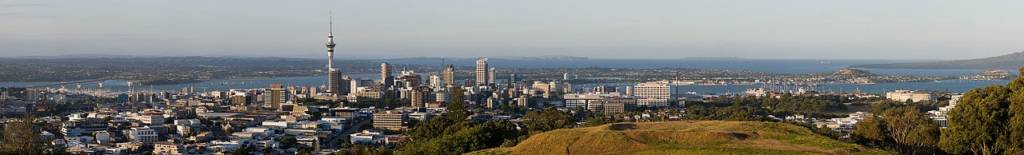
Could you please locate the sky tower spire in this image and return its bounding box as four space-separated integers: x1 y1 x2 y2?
325 13 338 94
325 14 336 69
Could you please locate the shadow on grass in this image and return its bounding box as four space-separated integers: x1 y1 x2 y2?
608 123 636 131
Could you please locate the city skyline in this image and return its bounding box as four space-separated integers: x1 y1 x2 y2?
2 1 1022 154
5 0 1024 60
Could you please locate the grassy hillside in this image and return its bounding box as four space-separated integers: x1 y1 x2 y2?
470 121 888 155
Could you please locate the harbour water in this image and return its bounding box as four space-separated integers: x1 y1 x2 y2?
0 74 377 93
0 59 1014 94
575 79 1007 95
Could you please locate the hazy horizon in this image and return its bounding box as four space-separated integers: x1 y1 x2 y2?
0 53 977 61
4 0 1024 60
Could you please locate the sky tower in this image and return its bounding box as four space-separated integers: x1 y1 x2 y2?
326 17 336 69
325 16 339 94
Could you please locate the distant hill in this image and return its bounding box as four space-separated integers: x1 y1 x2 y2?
857 52 1024 70
833 68 877 77
471 121 886 155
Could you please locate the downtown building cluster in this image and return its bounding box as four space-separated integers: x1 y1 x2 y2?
0 19 720 155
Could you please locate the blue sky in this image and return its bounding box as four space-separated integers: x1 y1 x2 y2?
2 0 1023 60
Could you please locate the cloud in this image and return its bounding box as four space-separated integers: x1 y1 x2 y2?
0 0 52 8
0 1 52 9
0 12 56 19
0 1 55 19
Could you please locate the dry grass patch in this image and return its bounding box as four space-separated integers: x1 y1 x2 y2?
469 121 889 155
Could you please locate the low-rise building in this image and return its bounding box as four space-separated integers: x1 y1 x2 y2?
153 142 182 154
886 90 935 102
127 126 158 144
349 130 382 144
373 110 408 131
603 97 637 115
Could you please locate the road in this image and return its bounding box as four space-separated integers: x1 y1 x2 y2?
323 118 371 149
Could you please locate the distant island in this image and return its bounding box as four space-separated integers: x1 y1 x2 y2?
856 51 1024 70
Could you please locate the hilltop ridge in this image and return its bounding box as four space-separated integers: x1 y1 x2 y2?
471 121 886 155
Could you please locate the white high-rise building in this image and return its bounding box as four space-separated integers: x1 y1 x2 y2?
429 75 442 90
475 58 489 86
381 63 394 88
488 67 496 85
634 81 675 107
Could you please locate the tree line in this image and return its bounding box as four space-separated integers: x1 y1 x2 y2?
395 88 574 155
851 68 1024 155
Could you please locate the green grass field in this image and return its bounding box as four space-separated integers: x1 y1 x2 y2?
469 120 889 155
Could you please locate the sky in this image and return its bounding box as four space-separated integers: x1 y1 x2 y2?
2 0 1024 60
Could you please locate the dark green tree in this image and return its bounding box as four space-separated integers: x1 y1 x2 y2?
851 116 887 146
278 135 298 149
1005 68 1024 154
523 108 574 134
940 68 1024 155
446 87 468 122
941 85 1007 155
882 107 940 154
398 120 520 155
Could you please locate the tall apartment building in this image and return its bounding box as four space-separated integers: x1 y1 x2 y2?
268 84 285 110
488 67 496 85
429 75 442 90
634 81 674 107
381 63 394 88
410 87 431 108
330 74 351 96
475 58 489 86
443 64 456 87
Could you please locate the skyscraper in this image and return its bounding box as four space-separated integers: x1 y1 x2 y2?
509 73 517 88
269 84 285 110
325 17 338 95
381 62 393 88
443 64 455 87
475 58 489 86
488 67 496 85
329 70 341 95
337 75 351 96
429 74 442 90
410 86 430 108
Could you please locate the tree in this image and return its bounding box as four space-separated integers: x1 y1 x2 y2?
446 87 468 122
230 146 256 155
1005 68 1024 154
0 114 47 154
882 107 939 154
398 120 521 155
583 113 616 127
278 135 298 149
941 85 1006 154
406 117 455 140
941 78 1020 154
851 106 941 154
851 116 887 146
523 108 573 134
